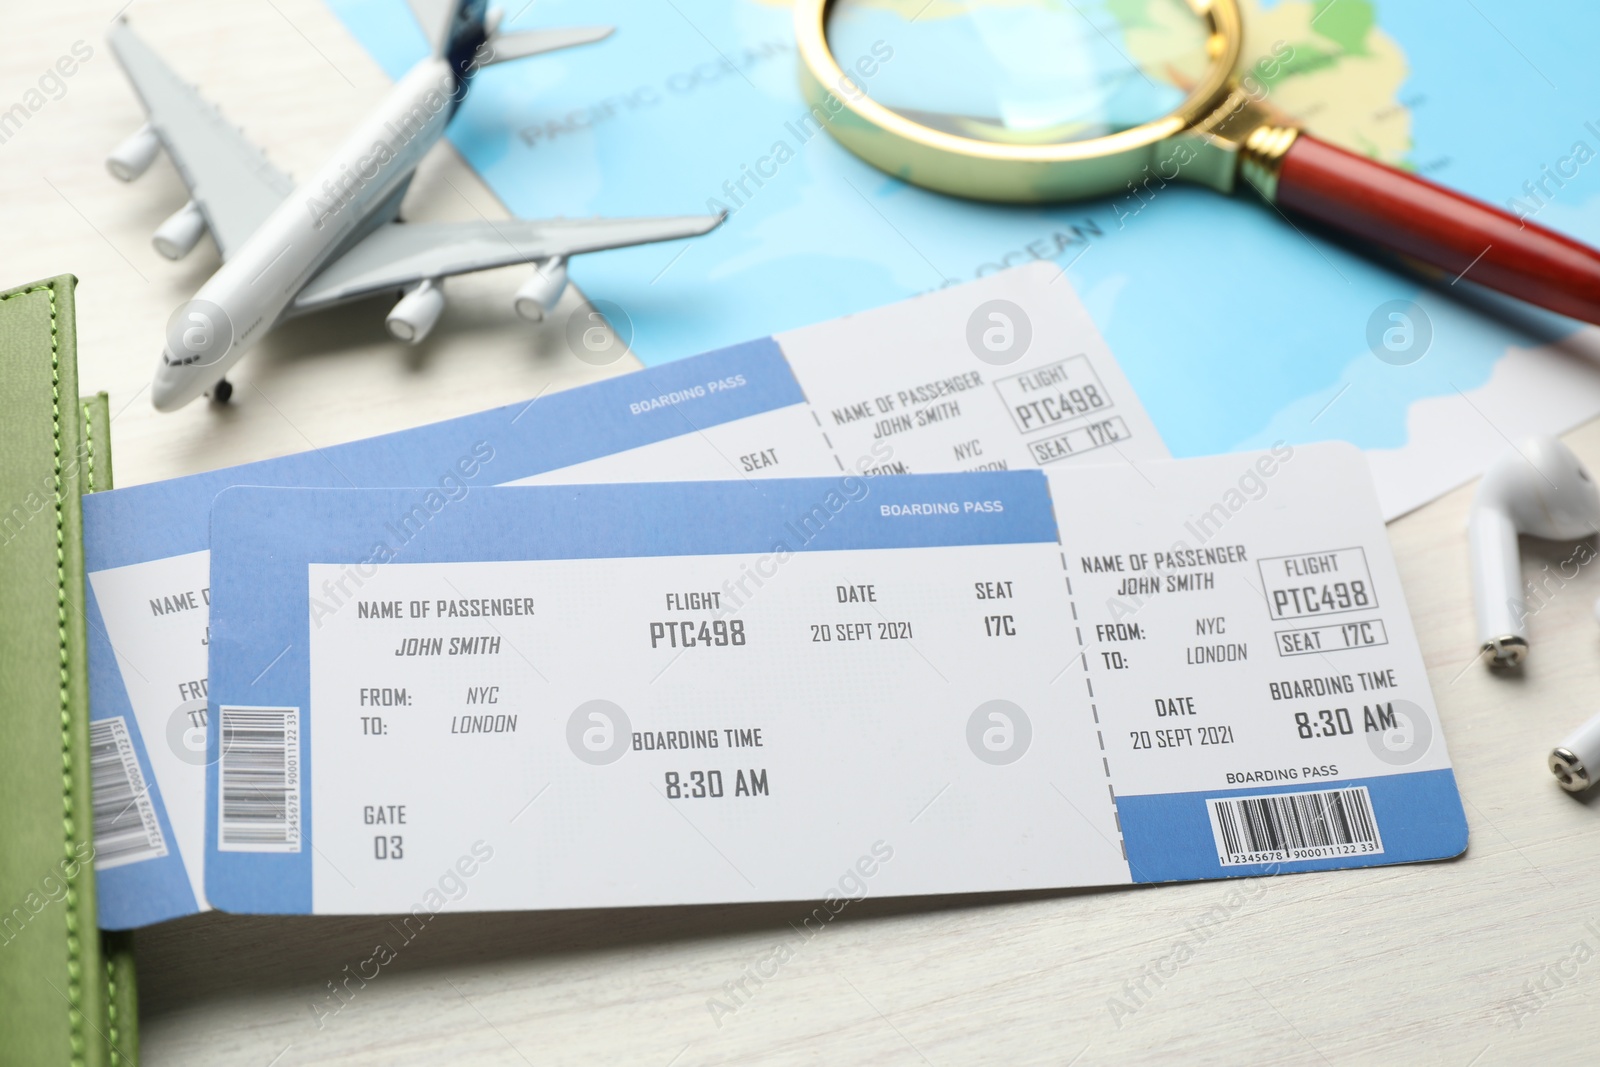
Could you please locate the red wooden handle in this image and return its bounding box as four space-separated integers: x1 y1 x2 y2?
1274 132 1600 325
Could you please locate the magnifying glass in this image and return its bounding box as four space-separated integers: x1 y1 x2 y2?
797 0 1600 325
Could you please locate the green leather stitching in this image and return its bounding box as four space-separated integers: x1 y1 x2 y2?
89 399 112 1067
44 282 87 1067
104 954 119 1067
81 398 97 494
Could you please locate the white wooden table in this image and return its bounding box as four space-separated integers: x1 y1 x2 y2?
9 3 1598 1063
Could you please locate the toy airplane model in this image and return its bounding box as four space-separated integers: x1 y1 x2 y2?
107 0 723 411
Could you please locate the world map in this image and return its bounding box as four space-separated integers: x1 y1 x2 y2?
329 0 1600 513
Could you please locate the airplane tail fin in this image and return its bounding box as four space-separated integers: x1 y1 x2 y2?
408 0 611 70
408 0 487 62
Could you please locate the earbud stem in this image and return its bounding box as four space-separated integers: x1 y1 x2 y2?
1468 506 1527 665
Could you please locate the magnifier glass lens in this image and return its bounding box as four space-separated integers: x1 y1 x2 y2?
824 0 1213 145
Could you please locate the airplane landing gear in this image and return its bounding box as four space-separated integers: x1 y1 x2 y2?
210 378 232 404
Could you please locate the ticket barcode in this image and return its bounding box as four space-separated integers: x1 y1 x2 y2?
89 716 169 869
1207 786 1382 866
218 706 301 853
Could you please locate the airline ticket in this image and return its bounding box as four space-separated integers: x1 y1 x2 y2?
201 447 1466 915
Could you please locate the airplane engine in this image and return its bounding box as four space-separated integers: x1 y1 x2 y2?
386 279 445 343
512 257 568 322
152 201 206 260
107 123 160 182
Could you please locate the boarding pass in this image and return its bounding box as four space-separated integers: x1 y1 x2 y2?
83 262 1168 927
202 446 1465 914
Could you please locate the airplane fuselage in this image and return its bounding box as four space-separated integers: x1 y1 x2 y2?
153 58 458 410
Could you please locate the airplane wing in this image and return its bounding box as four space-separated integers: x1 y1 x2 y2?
289 214 724 314
108 20 294 259
482 27 615 65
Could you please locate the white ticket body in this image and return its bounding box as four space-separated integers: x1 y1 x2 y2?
203 446 1466 915
82 263 1166 927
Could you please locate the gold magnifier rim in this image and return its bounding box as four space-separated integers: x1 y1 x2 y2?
796 0 1244 200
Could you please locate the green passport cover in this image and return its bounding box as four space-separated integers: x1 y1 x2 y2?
0 275 138 1066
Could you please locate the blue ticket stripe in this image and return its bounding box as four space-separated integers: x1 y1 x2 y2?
85 337 798 923
205 471 1060 913
82 337 799 571
86 589 197 929
1118 769 1468 883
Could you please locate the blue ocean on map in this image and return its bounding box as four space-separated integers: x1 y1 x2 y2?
328 0 1600 460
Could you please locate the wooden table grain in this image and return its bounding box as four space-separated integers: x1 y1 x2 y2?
8 3 1599 1064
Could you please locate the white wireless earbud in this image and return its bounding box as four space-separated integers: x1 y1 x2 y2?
1552 710 1600 792
1468 435 1600 667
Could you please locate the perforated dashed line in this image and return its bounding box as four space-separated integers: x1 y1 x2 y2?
799 399 847 472
1060 548 1124 858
